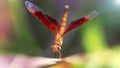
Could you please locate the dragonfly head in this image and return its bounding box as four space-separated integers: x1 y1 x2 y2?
52 44 62 58
52 44 61 53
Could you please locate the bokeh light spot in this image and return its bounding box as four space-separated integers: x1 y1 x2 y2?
115 0 120 5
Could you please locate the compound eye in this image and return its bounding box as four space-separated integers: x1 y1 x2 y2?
57 46 61 50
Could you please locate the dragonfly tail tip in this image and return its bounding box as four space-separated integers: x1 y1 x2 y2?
65 5 69 9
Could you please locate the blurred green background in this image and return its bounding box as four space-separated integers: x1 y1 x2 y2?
0 0 120 58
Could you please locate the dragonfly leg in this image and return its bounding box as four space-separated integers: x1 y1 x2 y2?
54 50 62 58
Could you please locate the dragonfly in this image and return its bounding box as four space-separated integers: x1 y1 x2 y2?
25 1 99 58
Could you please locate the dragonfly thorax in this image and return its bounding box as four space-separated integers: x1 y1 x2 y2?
54 34 63 46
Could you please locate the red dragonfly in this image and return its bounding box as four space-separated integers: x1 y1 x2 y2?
25 1 99 58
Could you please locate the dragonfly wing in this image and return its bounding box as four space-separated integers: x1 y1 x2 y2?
25 1 59 34
63 10 99 34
